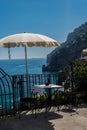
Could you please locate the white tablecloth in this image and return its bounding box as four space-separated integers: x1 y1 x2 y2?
33 84 64 95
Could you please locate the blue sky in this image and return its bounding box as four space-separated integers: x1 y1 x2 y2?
0 0 87 59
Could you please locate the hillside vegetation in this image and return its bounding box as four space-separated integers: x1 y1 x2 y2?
43 22 87 72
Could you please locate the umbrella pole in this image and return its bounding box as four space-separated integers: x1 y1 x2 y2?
8 48 11 60
24 46 30 96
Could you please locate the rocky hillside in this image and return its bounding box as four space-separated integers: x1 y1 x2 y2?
42 22 87 72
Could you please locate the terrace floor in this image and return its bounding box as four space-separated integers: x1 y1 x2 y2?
0 104 87 130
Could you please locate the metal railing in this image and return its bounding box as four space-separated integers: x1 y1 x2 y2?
0 68 13 116
0 68 58 116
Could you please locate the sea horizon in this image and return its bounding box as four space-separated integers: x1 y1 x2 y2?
0 58 47 75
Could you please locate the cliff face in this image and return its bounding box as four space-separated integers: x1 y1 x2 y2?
43 22 87 72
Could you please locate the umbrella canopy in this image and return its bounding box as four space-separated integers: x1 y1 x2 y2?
0 33 60 94
0 33 60 47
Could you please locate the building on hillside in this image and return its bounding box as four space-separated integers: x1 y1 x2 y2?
81 48 87 60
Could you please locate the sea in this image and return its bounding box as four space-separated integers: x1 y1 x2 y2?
0 58 47 75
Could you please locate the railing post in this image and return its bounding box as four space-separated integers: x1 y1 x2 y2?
12 76 16 115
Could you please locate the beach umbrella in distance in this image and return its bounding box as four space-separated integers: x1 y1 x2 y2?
0 33 60 93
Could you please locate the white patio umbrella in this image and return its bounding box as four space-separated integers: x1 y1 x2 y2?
0 33 60 92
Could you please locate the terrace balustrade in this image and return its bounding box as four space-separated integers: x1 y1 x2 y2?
0 67 59 116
